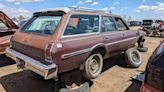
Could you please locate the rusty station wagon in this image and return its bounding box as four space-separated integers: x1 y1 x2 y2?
6 7 146 82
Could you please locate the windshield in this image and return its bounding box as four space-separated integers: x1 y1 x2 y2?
20 16 61 35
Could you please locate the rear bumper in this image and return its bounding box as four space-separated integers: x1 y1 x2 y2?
5 47 58 80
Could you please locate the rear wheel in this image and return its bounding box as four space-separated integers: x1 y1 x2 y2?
82 51 103 79
125 48 142 68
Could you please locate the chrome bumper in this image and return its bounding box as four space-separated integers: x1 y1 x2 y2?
5 48 58 80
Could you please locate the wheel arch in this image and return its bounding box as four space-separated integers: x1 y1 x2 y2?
89 43 106 57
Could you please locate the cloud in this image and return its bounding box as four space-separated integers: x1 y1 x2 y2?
102 7 116 12
5 0 44 4
91 1 98 6
142 0 146 3
0 3 31 17
78 0 98 6
136 2 164 13
113 1 120 5
78 0 93 4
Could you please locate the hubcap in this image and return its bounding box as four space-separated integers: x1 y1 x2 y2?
89 56 100 74
132 52 139 63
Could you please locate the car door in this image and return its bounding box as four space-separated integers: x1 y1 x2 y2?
101 16 124 55
59 14 104 72
114 17 138 50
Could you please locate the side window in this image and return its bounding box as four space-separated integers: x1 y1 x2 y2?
64 15 99 36
114 17 128 31
102 16 117 32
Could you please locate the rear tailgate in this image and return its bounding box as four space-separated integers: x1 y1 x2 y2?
12 32 54 63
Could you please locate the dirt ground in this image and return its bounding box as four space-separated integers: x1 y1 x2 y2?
0 37 163 92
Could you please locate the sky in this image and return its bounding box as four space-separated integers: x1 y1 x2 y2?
0 0 164 21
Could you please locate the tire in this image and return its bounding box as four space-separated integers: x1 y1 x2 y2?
125 48 142 68
30 71 44 80
82 51 103 79
137 47 148 52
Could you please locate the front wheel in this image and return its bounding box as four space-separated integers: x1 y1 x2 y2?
82 51 103 79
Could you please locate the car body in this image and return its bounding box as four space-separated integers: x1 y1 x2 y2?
6 7 146 80
156 20 164 32
142 19 153 29
140 40 164 92
130 21 142 26
17 20 27 28
0 11 18 55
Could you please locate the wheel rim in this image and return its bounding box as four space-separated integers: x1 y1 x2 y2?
131 52 140 63
88 55 101 74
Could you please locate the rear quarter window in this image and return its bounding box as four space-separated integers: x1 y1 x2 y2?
114 17 128 31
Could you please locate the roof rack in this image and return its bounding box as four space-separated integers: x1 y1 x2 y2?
69 7 105 13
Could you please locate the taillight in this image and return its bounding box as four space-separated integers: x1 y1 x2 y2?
140 83 161 92
45 42 55 63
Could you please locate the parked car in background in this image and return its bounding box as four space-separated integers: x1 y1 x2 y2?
130 21 142 26
6 7 146 89
17 20 27 28
156 20 164 32
142 19 153 30
0 11 18 55
140 40 164 92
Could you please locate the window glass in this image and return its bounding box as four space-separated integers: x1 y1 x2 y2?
0 22 7 29
20 16 61 35
64 15 99 36
102 16 117 32
114 17 128 31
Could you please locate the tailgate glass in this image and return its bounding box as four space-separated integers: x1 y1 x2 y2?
20 16 61 35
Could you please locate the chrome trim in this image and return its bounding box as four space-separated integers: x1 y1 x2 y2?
62 48 91 59
5 48 58 80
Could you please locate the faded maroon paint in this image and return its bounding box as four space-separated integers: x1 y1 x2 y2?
11 11 144 73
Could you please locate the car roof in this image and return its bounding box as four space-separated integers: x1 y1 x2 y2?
36 7 120 17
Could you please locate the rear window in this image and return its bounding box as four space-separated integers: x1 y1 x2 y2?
20 16 61 35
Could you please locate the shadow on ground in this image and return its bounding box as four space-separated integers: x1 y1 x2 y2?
125 80 142 92
0 53 135 92
0 55 15 67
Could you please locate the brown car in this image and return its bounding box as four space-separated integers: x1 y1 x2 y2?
6 7 146 81
0 11 18 55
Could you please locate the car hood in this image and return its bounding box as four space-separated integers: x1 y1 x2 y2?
0 11 18 29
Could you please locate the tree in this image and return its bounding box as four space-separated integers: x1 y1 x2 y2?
18 15 25 20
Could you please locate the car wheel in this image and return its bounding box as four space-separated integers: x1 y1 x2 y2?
30 71 44 80
82 51 103 79
125 48 142 68
137 47 148 52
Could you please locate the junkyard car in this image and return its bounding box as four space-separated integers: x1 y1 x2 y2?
6 7 146 82
140 40 164 92
0 11 18 55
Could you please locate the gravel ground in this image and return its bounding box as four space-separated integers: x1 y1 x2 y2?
0 37 163 92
